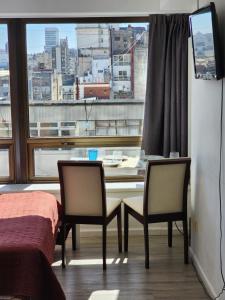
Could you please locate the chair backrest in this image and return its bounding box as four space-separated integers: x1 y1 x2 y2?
58 161 106 217
144 158 191 215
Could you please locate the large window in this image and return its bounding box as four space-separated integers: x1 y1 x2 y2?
0 24 13 181
0 18 149 183
25 21 148 181
26 23 148 138
0 25 11 138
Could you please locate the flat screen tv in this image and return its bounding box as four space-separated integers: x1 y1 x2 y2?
189 2 223 80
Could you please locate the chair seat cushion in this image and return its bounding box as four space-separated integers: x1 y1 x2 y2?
107 198 121 216
123 196 143 215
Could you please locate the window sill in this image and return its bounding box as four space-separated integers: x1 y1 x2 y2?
0 182 145 194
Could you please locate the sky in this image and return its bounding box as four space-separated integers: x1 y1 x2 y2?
26 24 76 53
0 23 148 53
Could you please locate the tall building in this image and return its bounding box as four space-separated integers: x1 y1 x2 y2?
134 47 148 100
111 25 148 99
112 53 132 99
52 38 69 74
111 25 133 55
44 27 59 53
76 24 110 49
60 38 69 73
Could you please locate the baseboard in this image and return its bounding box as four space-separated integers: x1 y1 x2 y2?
189 247 216 299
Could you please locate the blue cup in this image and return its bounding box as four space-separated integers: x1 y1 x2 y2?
88 149 98 160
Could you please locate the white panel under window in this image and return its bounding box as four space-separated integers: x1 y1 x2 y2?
0 149 9 177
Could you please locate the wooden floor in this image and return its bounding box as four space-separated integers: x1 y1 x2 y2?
53 234 210 300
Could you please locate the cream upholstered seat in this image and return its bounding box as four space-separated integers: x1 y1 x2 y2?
107 198 122 216
58 160 122 270
123 197 143 215
123 158 191 269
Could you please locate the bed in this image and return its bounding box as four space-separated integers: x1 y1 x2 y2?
0 191 65 300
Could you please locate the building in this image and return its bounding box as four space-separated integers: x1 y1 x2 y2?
134 47 148 100
76 24 110 49
44 27 59 52
111 25 134 55
30 70 61 101
52 38 69 74
77 48 110 79
0 70 10 100
61 74 76 100
92 56 111 83
82 82 110 99
0 48 9 69
112 53 132 98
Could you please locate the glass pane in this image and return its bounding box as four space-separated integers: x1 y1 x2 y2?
0 24 11 138
0 148 9 177
26 23 148 138
34 146 146 177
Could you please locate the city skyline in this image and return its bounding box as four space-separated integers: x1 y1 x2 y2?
0 21 148 142
0 23 148 53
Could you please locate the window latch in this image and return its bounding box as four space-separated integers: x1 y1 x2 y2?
61 142 76 146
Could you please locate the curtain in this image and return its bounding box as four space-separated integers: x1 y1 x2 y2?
142 14 189 157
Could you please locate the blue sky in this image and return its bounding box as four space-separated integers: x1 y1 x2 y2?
0 23 148 53
26 24 76 53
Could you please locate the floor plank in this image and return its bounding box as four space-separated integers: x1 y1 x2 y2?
53 235 210 300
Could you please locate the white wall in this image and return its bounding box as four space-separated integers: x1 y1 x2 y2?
190 0 225 297
0 0 195 17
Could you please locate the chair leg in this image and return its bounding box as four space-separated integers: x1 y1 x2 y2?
72 224 76 251
117 206 122 253
183 219 189 264
61 223 66 268
168 221 173 248
144 222 149 269
102 224 107 270
124 205 129 252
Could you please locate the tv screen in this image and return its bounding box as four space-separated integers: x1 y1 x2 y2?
189 2 223 80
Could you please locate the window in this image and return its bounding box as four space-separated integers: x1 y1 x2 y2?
0 18 149 183
0 24 13 181
25 21 148 181
0 25 11 138
0 148 9 176
32 146 143 179
26 23 148 136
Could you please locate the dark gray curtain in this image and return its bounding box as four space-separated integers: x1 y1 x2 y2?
142 14 189 157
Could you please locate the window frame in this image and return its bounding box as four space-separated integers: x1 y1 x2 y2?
0 139 14 182
0 21 15 182
0 16 149 183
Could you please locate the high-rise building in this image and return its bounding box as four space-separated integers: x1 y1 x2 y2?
60 38 69 74
76 24 110 49
44 27 59 53
52 38 69 74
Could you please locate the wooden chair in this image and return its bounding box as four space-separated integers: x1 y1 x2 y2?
123 158 191 269
58 160 122 270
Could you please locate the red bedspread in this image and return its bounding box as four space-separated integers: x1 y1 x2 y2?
0 191 65 300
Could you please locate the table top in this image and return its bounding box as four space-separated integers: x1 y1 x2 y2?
0 182 145 194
